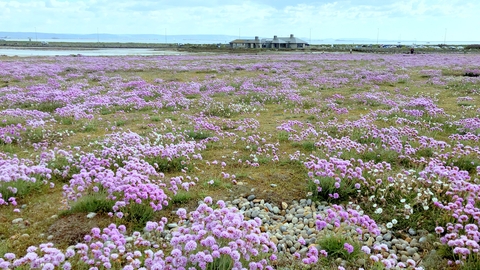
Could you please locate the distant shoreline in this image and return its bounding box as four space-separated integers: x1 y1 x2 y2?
0 40 178 49
1 40 479 55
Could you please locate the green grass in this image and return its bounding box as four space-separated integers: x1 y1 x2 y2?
25 128 44 143
62 192 155 230
34 102 65 113
0 178 46 201
151 116 161 122
59 116 74 125
0 118 23 127
114 120 127 127
122 202 155 230
170 190 196 205
278 131 290 143
186 130 212 140
47 156 79 183
317 233 362 262
62 192 115 215
450 156 480 174
202 178 232 190
292 141 317 152
81 122 97 132
0 144 18 154
308 177 357 203
145 156 191 173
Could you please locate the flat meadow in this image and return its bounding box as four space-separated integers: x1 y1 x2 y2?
0 52 479 269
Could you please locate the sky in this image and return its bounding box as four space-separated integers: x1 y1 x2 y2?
1 0 479 42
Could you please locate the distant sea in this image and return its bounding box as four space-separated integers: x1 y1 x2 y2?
3 37 478 46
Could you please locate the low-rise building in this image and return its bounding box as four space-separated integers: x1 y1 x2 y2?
229 36 261 48
230 34 308 49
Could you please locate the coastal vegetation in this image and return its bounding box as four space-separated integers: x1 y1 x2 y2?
0 52 480 269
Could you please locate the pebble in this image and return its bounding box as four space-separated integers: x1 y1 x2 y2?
86 212 97 219
410 238 419 248
419 236 428 244
383 233 392 241
12 218 23 224
413 253 421 261
47 235 54 241
395 243 406 250
407 247 417 256
149 197 429 267
167 223 178 229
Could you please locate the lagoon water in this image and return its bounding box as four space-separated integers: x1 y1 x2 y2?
0 48 191 57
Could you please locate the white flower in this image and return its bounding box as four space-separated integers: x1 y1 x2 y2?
391 219 398 224
400 198 406 203
432 197 438 203
404 204 411 210
375 208 383 214
386 222 393 229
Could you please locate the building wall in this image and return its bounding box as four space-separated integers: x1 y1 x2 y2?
232 42 305 49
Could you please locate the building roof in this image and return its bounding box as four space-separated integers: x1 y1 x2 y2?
282 37 307 44
262 35 308 44
230 35 308 45
229 39 260 44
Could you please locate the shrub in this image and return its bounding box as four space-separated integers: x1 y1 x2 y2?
63 192 115 215
277 131 289 143
145 156 190 173
186 130 211 140
0 178 45 202
317 234 361 261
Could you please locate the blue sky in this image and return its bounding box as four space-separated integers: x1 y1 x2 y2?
1 0 479 42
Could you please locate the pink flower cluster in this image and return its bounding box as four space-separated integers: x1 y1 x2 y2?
2 198 279 270
0 154 52 206
316 204 380 236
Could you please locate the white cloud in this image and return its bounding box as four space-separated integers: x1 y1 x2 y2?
1 0 479 42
